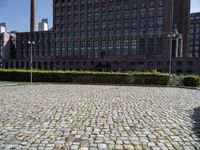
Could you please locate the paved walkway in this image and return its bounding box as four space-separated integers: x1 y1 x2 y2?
0 84 200 150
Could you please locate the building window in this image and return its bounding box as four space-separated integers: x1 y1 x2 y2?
116 40 120 56
147 38 154 55
131 39 137 55
139 39 145 55
140 8 146 17
74 42 78 57
80 41 85 57
149 8 154 16
94 41 99 58
67 42 72 57
157 17 163 25
156 38 163 55
158 7 164 16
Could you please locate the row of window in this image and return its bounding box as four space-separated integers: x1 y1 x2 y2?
190 23 200 28
21 30 164 42
56 10 164 24
21 38 163 58
189 46 200 51
57 17 164 25
55 6 164 17
5 60 195 71
190 15 200 21
56 20 164 32
189 52 199 58
61 13 164 22
55 0 164 8
65 27 163 37
190 25 200 34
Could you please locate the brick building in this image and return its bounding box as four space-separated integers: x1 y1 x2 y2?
3 0 200 74
53 0 190 58
189 12 200 57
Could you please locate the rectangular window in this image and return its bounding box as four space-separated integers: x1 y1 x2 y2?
101 41 106 50
80 41 85 57
67 42 72 57
74 42 78 57
156 38 163 55
116 40 121 56
139 39 145 55
94 41 99 58
131 39 137 55
147 38 154 55
124 40 129 56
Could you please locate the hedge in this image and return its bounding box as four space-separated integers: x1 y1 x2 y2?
183 76 200 87
0 69 170 85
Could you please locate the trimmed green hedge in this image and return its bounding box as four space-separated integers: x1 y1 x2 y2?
1 69 200 87
0 69 170 85
183 76 200 87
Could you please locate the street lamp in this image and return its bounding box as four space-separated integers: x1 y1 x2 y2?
167 0 174 75
28 41 35 83
167 27 182 75
167 32 176 74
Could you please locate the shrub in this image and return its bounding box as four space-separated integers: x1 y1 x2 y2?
183 76 200 87
0 70 30 82
0 69 170 86
127 73 169 85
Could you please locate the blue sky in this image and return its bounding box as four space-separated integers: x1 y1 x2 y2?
0 0 53 32
0 0 199 32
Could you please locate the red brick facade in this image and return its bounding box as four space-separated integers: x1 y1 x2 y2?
3 0 200 74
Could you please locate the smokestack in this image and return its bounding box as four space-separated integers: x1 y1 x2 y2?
30 0 36 32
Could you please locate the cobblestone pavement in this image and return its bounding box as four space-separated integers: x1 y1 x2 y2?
0 84 200 150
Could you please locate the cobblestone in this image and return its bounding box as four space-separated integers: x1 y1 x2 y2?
0 84 200 149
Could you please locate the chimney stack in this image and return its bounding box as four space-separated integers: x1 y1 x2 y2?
30 0 36 32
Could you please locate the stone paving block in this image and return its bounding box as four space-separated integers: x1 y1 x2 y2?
123 144 134 149
98 143 107 149
0 84 200 149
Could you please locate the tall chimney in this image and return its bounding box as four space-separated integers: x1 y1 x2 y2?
30 0 36 32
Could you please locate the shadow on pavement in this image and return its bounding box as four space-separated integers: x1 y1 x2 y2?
191 107 200 142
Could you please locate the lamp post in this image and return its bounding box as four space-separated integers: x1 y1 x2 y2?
168 0 174 75
167 27 182 75
167 33 175 74
28 41 35 83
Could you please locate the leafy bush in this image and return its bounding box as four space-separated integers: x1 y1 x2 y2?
183 76 200 87
128 74 169 85
3 69 200 87
0 69 171 86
